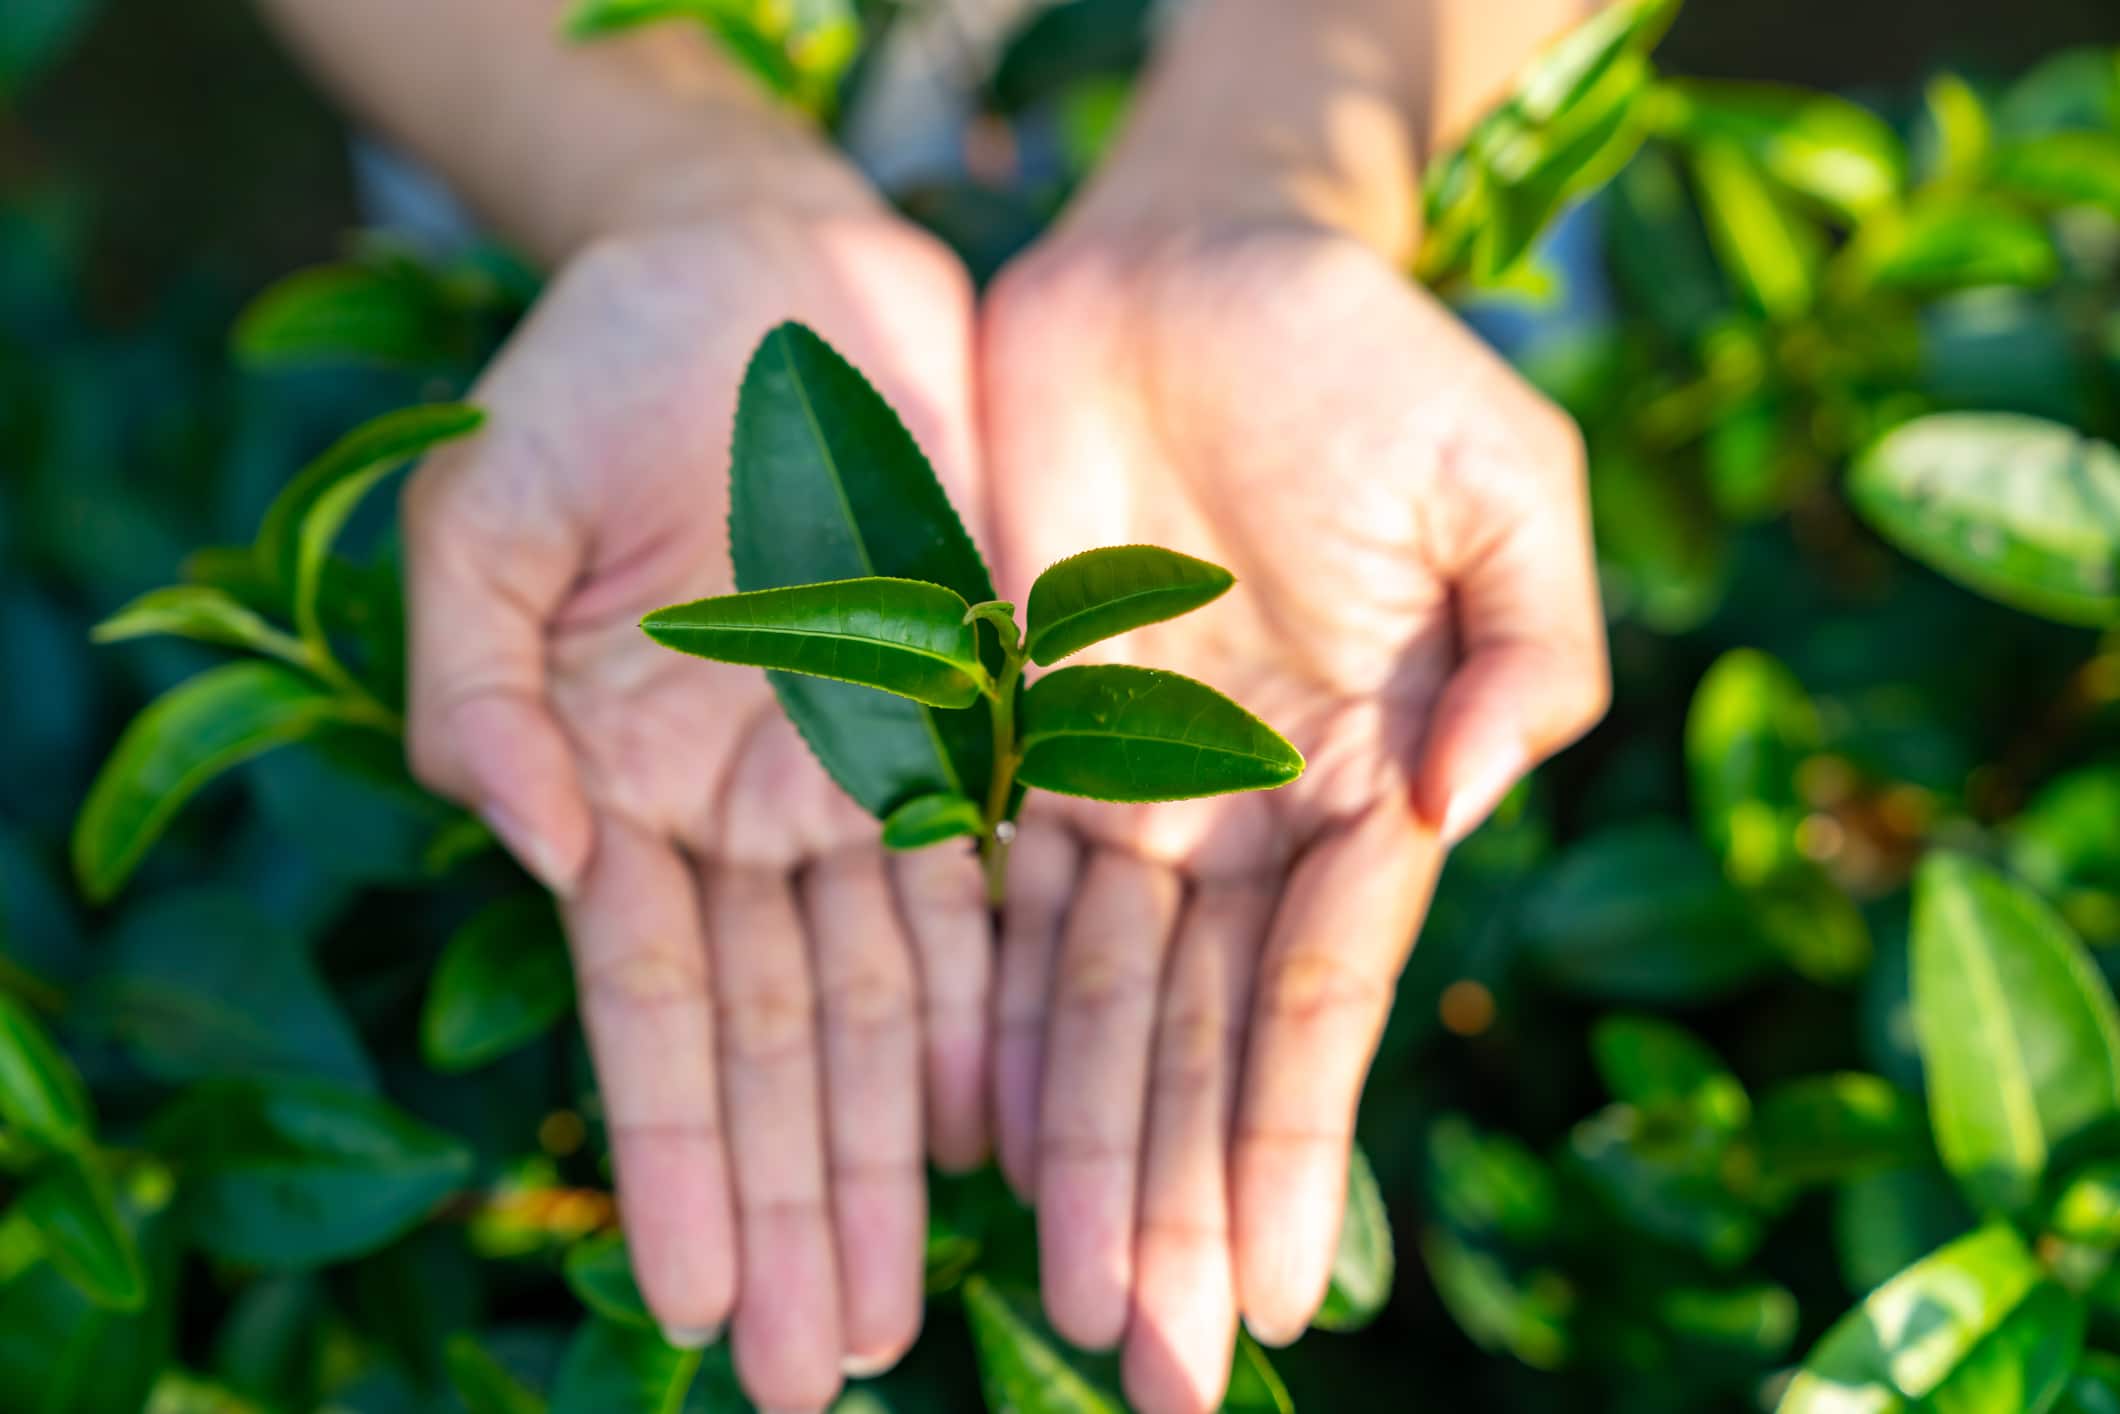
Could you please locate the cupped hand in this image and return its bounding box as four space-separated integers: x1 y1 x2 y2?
400 207 992 1411
979 222 1610 1412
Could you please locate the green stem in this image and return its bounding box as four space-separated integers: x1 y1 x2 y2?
979 647 1028 909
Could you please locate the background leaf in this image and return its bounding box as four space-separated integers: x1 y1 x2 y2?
0 990 90 1150
1015 665 1302 802
548 1318 699 1414
1314 1144 1394 1331
17 1153 145 1310
421 895 574 1073
963 1276 1126 1412
562 1235 653 1330
444 1333 547 1414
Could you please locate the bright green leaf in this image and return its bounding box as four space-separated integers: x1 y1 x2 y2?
1851 196 2060 294
1691 139 1822 319
444 1334 547 1414
18 1153 146 1311
2051 1161 2120 1249
1314 1143 1394 1331
91 585 305 664
1912 852 2120 1216
421 895 574 1073
880 793 985 851
72 661 360 903
1833 1167 1977 1295
563 0 857 114
1591 1014 1747 1124
232 263 464 370
727 323 998 817
1660 1283 1799 1361
548 1318 700 1414
2009 765 2120 944
1685 648 1817 887
1851 413 2120 627
641 577 988 709
963 1276 1126 1411
153 1078 473 1269
1925 74 1996 182
0 991 90 1150
563 1235 653 1330
1570 1101 1762 1265
1418 1225 1573 1370
1024 545 1234 666
1652 79 1905 220
1222 1332 1294 1414
1015 665 1303 803
1752 1073 1927 1188
1924 1283 2084 1414
1994 132 2120 217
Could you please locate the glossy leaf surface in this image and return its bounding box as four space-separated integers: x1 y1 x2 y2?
881 792 985 851
1024 545 1234 665
1016 666 1302 803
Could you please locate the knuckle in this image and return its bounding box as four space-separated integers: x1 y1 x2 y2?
719 971 816 1062
1153 1005 1231 1097
580 948 707 1011
820 955 916 1032
1256 950 1385 1032
1053 943 1156 1017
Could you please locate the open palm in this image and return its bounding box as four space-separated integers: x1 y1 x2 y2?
980 224 1610 1413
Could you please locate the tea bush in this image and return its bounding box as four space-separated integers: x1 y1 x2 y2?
3 0 2119 1410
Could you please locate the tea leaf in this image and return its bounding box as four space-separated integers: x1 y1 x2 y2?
1833 1167 1977 1296
2062 1352 2120 1414
1685 649 1816 888
232 263 463 369
253 403 484 644
549 1317 700 1414
1015 665 1303 802
443 1335 546 1414
1660 1283 1799 1361
1850 195 2060 293
17 1154 146 1311
963 1276 1126 1411
1651 79 1905 220
881 792 985 850
1418 1224 1572 1370
642 577 988 709
2050 1161 2120 1250
1024 545 1234 666
1924 73 1995 182
421 895 574 1073
728 323 999 815
1994 132 2120 217
1777 1224 2046 1411
72 661 359 904
1919 1283 2084 1414
1752 1074 1927 1188
0 991 91 1150
1911 853 2120 1216
1690 139 1820 319
1314 1144 1394 1332
1223 1333 1295 1413
91 585 305 664
1849 413 2120 627
153 1077 473 1268
1590 1015 1746 1122
563 0 857 114
563 1234 653 1329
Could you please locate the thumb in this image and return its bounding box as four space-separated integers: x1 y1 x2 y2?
402 444 594 895
1414 421 1610 845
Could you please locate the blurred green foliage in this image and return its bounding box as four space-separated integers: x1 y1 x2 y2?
4 0 2120 1410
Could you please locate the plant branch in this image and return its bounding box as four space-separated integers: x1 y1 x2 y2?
979 644 1028 908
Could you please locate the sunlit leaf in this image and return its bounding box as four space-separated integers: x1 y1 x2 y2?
1924 74 1995 182
1849 413 2120 627
1314 1144 1394 1331
1685 648 1816 888
1850 196 2060 294
421 895 574 1073
1418 1225 1572 1371
1222 1332 1294 1414
1024 545 1233 666
963 1276 1126 1411
2051 1161 2120 1250
1653 79 1904 220
91 585 305 664
880 793 984 851
1591 1015 1748 1127
1912 852 2120 1216
642 577 988 709
72 661 360 903
1691 139 1821 319
563 0 857 114
1752 1074 1927 1188
1993 132 2120 220
1915 1282 2082 1414
1015 665 1303 802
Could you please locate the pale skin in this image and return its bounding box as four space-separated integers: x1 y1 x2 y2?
256 2 1607 1411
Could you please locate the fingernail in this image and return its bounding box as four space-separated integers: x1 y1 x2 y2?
659 1323 721 1350
1440 748 1528 847
1242 1314 1305 1349
843 1351 898 1378
481 803 575 896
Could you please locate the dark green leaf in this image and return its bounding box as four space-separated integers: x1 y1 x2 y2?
2061 1352 2120 1414
0 990 90 1150
1653 79 1905 219
1833 1167 1978 1295
728 323 998 816
963 1276 1126 1411
232 264 464 370
1479 53 1656 280
1426 1115 1562 1245
1024 545 1234 666
91 585 304 663
1660 1283 1799 1361
253 403 484 640
563 1234 653 1329
1516 822 1775 1002
444 1334 547 1414
0 0 94 95
1690 139 1822 320
1850 413 2120 626
641 577 987 709
880 793 985 851
17 1154 145 1311
549 1318 700 1414
72 661 360 903
154 1078 473 1269
1591 1014 1747 1123
82 888 375 1091
1222 1332 1293 1413
1015 665 1302 803
1314 1144 1394 1331
1777 1224 2045 1411
1912 852 2120 1216
1851 197 2060 294
1570 1101 1762 1266
421 895 574 1073
1752 1074 1927 1188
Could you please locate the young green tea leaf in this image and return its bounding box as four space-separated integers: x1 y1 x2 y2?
1916 1283 2085 1414
1776 1224 2046 1411
1652 80 1905 220
1015 665 1303 803
1993 132 2120 217
880 792 985 850
642 577 989 708
1480 52 1656 281
1224 1332 1295 1413
563 1234 653 1329
1850 414 2120 626
17 1154 146 1311
1590 1015 1748 1125
1314 1144 1394 1332
421 894 574 1073
963 1276 1127 1412
232 262 463 370
1850 195 2061 294
1924 74 1995 182
0 991 91 1150
72 661 360 904
1752 1074 1927 1189
1023 544 1234 665
728 323 999 815
1912 853 2120 1217
443 1333 548 1414
548 1317 700 1414
253 402 484 644
91 585 306 664
1690 139 1821 320
563 0 857 114
2050 1162 2120 1250
153 1077 473 1268
1685 648 1817 887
